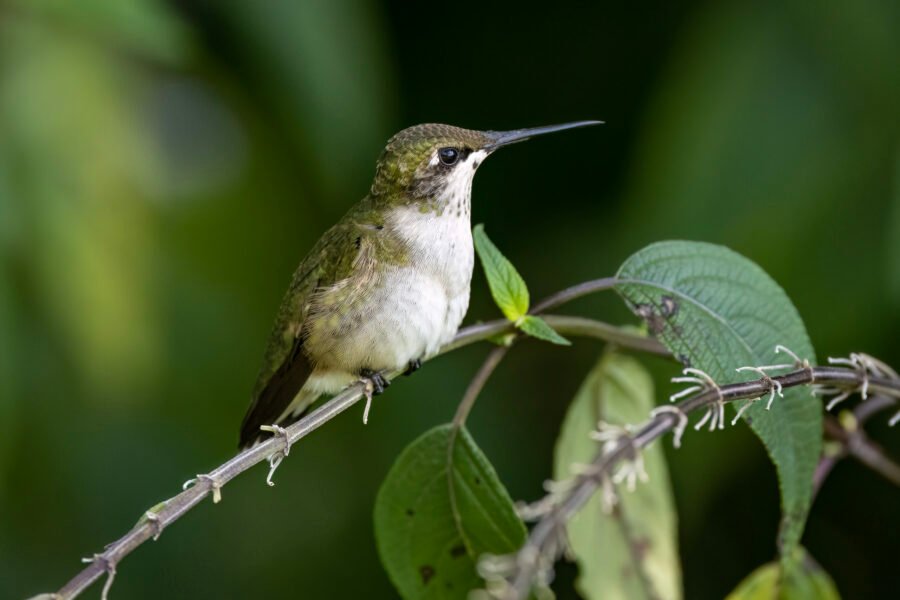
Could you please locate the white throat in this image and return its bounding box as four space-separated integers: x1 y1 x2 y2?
430 149 487 218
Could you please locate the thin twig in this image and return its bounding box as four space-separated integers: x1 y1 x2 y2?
822 413 900 486
528 277 619 314
56 376 382 600
444 314 663 356
50 279 641 599
501 365 900 598
852 394 897 424
541 315 668 356
813 395 899 496
453 346 511 427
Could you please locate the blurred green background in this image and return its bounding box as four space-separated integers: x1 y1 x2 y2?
1 0 898 598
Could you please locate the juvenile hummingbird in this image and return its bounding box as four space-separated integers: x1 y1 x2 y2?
239 121 601 447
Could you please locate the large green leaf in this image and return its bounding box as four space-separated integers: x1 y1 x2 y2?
554 352 681 600
375 424 526 599
726 548 840 600
615 241 820 563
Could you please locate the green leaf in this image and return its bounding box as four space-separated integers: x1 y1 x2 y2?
517 315 571 346
615 241 821 565
473 224 530 321
555 351 681 600
726 548 841 600
375 424 527 599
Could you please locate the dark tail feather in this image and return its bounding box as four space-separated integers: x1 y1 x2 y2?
239 344 312 448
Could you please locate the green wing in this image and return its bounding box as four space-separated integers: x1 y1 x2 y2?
238 218 361 448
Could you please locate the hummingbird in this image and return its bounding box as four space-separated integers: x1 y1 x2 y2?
239 121 601 447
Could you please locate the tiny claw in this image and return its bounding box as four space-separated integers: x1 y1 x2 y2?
258 425 291 487
403 358 423 376
360 369 389 395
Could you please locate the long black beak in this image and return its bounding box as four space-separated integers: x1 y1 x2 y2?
483 120 603 151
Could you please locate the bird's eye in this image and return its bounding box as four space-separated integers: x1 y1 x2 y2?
438 147 460 166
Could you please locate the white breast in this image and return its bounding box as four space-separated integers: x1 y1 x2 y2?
383 204 474 355
370 148 485 363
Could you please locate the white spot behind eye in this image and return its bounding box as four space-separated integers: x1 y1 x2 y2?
469 150 487 166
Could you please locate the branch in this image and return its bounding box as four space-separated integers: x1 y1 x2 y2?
49 279 648 599
48 264 899 600
542 315 668 356
444 314 666 357
815 397 900 493
528 277 618 314
453 345 511 427
492 362 900 599
813 366 900 495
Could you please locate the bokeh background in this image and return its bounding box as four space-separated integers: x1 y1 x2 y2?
1 1 898 598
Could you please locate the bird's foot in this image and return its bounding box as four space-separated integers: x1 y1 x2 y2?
359 369 389 425
360 369 390 394
403 358 423 377
259 424 291 487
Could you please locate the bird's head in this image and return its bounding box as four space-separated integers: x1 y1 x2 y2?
370 121 602 207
